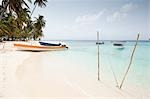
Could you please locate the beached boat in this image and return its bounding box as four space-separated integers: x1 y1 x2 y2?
113 42 124 49
14 43 68 51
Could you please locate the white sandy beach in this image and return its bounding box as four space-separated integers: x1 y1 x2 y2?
0 41 149 99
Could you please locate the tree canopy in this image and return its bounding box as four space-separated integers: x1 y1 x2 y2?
0 0 47 41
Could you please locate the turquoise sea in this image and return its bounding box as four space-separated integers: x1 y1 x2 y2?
44 40 150 90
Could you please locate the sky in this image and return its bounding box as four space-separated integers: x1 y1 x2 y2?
1 0 150 40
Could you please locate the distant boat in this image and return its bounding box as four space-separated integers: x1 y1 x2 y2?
113 42 124 49
96 42 104 45
14 42 68 51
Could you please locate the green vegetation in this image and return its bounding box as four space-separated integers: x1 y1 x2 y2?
0 0 47 41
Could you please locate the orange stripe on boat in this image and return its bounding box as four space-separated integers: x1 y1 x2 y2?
14 43 65 49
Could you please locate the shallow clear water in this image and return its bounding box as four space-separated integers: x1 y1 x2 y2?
45 40 150 89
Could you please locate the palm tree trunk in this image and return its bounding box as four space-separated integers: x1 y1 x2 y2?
30 4 37 17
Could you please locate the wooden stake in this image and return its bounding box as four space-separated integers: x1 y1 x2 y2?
119 34 140 89
97 32 100 81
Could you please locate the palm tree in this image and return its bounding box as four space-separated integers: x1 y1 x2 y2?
0 0 47 41
0 13 16 40
0 0 32 20
0 10 31 41
32 15 45 40
30 0 47 17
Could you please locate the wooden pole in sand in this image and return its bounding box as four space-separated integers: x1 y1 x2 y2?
97 32 100 81
119 34 140 89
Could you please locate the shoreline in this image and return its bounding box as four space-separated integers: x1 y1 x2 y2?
15 52 122 97
0 41 149 98
12 52 150 97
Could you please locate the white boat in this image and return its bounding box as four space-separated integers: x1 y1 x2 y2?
14 42 68 51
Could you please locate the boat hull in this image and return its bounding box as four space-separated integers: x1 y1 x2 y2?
114 46 124 49
14 43 67 51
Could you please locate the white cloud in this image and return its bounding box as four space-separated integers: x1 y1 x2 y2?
107 3 137 22
51 11 106 40
107 11 127 22
75 10 105 25
121 3 136 13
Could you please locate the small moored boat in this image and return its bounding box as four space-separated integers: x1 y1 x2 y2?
113 42 124 49
96 41 104 45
